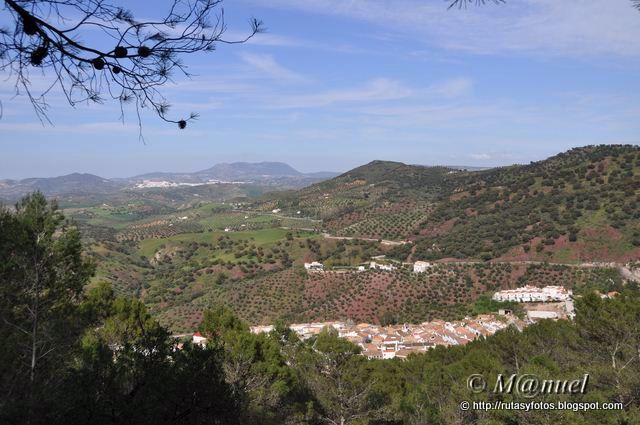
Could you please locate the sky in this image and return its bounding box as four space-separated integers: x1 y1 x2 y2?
1 0 640 179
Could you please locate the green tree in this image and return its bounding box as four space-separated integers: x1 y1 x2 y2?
575 292 640 406
60 292 240 425
0 192 94 423
201 306 302 424
300 327 386 425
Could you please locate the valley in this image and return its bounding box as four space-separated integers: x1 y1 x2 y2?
40 144 639 332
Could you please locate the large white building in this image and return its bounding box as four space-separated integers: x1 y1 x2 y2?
492 285 571 303
413 261 433 273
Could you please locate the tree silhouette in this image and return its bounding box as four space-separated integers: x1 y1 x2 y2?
0 0 263 129
450 0 640 12
448 0 504 8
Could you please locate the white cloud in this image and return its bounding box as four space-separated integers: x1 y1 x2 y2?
257 0 640 57
470 153 491 160
469 152 516 161
270 78 413 108
431 78 473 98
238 53 310 83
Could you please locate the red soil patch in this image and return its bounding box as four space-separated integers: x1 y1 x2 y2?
420 218 457 237
582 226 622 241
449 191 470 201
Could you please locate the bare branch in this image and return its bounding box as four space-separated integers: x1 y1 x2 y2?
448 0 505 9
0 0 263 129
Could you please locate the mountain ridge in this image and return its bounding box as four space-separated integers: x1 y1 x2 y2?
0 162 341 201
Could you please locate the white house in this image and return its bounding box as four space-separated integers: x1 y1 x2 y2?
413 261 432 273
192 332 207 346
304 261 324 271
370 261 396 271
250 325 274 334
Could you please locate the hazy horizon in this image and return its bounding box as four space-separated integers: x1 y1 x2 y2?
0 158 499 180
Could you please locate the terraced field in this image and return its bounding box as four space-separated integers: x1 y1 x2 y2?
335 210 429 240
153 262 625 332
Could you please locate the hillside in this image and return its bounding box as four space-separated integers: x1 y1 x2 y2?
257 162 456 239
155 263 625 331
264 145 640 263
409 145 640 262
0 173 125 199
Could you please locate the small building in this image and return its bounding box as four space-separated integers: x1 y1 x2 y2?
304 262 324 271
272 208 281 214
413 261 432 273
250 325 274 334
381 347 397 360
370 261 396 271
192 332 207 346
361 344 383 360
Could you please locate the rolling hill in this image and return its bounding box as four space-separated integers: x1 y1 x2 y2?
260 144 640 262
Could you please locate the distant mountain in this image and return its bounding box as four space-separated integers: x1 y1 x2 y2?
130 161 337 183
0 173 125 199
0 162 340 202
196 162 302 180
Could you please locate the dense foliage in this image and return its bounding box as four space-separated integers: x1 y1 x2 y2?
2 193 640 424
414 145 640 261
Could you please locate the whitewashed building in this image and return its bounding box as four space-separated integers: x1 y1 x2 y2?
370 261 396 271
492 285 571 303
304 262 324 271
192 332 207 346
413 261 433 273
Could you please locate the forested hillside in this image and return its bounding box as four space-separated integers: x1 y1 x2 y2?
1 195 639 424
413 145 640 262
267 145 640 263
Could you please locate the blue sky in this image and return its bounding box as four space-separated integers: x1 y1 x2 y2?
1 0 640 178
